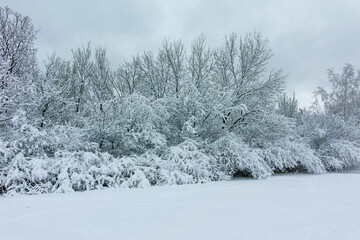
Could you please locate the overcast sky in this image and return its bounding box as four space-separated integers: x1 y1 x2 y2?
3 0 360 107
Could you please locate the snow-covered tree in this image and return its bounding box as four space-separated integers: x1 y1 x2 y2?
297 110 360 170
0 6 38 80
0 6 38 128
116 55 142 96
71 43 92 114
160 39 186 98
140 50 171 99
188 34 213 92
316 63 360 121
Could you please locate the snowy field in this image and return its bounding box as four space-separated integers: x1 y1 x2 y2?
1 170 359 240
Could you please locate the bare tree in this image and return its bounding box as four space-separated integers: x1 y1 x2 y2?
213 33 237 88
188 34 213 91
140 51 170 99
116 56 142 96
160 38 186 98
238 32 272 85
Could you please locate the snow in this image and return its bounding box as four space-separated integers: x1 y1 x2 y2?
1 171 359 240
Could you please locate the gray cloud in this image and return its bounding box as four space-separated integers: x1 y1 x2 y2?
3 0 360 107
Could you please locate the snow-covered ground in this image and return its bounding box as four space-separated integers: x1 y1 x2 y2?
1 170 359 240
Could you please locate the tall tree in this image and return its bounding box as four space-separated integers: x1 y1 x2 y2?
188 34 213 92
36 52 72 127
71 43 92 114
116 55 142 96
140 51 170 99
0 6 37 81
211 32 286 134
160 39 186 98
0 6 38 127
316 63 360 121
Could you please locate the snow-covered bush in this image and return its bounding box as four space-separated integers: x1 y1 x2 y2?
0 149 201 195
208 135 272 179
163 140 225 183
9 110 54 157
2 154 51 195
48 125 98 153
51 151 165 192
262 138 325 174
238 111 296 148
320 140 360 170
297 112 360 170
134 152 193 185
7 110 97 157
208 134 326 178
51 151 111 192
0 140 16 194
0 139 14 167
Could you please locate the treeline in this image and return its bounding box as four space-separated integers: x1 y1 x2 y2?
0 6 359 195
